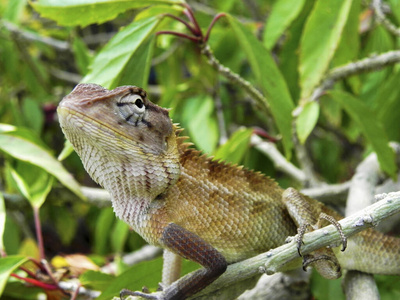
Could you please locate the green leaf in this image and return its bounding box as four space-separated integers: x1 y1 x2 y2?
299 0 353 100
111 220 130 254
80 270 114 291
72 36 93 75
9 165 53 209
0 132 84 199
94 208 116 255
117 35 155 89
31 0 183 27
3 0 27 23
263 0 305 50
327 91 397 179
296 101 320 144
377 69 400 141
0 194 5 253
82 16 161 89
214 128 253 164
57 140 75 161
0 255 28 296
22 98 44 135
227 15 294 157
97 257 163 300
181 95 218 154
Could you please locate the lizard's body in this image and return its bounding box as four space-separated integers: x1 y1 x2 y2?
58 84 400 299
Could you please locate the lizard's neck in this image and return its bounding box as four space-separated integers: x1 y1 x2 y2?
70 131 180 228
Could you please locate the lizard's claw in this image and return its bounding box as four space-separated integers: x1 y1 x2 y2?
296 223 309 257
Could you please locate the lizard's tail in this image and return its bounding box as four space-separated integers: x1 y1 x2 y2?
337 228 400 275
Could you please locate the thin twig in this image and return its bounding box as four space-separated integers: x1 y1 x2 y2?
371 0 400 37
2 20 70 51
311 50 400 101
33 207 45 261
251 135 306 184
200 43 271 117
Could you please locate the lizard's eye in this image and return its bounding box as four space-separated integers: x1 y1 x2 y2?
135 98 144 109
117 94 146 124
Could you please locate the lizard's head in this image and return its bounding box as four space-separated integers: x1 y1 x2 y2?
57 84 180 201
58 83 176 155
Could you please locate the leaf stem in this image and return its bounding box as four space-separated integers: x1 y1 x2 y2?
33 206 45 261
163 13 199 36
204 13 226 42
11 273 58 290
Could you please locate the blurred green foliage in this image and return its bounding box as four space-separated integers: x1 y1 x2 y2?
1 0 400 298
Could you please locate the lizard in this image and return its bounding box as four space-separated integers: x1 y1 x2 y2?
57 83 400 300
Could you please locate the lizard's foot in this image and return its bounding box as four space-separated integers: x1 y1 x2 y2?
296 212 347 256
318 212 347 251
302 253 342 279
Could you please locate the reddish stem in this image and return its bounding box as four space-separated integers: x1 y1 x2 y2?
156 31 202 42
253 127 280 143
41 259 58 285
33 206 45 261
204 13 227 42
70 283 81 300
28 257 46 273
11 273 59 291
164 13 200 36
19 266 38 279
182 4 203 39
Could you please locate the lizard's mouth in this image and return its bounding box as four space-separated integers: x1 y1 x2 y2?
58 105 135 144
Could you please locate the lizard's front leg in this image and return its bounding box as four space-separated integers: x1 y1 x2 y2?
282 188 347 279
121 223 227 300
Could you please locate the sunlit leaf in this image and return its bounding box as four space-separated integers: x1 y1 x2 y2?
0 133 84 199
31 0 183 27
263 0 305 50
296 101 320 144
214 128 253 164
80 270 114 291
0 255 28 296
82 16 161 89
227 15 294 157
57 140 75 161
9 165 53 209
97 257 163 300
327 91 397 179
299 0 353 100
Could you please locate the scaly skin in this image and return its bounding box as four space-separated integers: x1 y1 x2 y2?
58 84 400 299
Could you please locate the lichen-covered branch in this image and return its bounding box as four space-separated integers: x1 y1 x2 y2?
312 50 400 100
372 0 400 37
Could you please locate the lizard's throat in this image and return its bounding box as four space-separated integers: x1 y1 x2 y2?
67 132 180 224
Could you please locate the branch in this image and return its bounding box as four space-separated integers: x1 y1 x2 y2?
371 0 400 37
101 245 162 274
200 43 271 118
58 281 101 298
124 192 400 300
2 20 70 51
312 50 400 100
251 135 306 184
342 142 400 298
